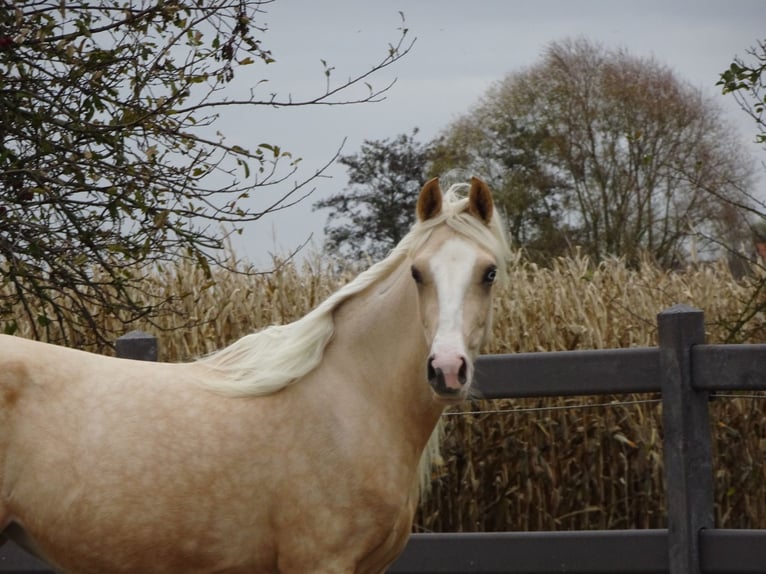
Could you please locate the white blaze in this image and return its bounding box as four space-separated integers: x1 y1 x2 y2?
428 238 476 389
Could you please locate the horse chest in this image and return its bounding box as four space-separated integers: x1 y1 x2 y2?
270 484 416 574
263 423 419 572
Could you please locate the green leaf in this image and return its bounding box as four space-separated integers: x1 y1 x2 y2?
237 158 250 178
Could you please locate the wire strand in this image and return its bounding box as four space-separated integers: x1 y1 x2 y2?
715 393 766 400
441 397 662 417
441 392 766 417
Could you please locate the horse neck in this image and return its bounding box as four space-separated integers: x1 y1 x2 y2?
326 256 443 448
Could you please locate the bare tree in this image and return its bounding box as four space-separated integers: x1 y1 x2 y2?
434 38 755 266
0 0 412 347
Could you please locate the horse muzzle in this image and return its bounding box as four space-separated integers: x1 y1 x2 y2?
427 354 470 401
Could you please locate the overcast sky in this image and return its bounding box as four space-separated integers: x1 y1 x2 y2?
214 0 766 267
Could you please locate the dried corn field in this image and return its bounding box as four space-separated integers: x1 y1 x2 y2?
4 253 766 532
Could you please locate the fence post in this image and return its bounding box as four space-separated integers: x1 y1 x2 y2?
657 304 713 574
115 330 158 362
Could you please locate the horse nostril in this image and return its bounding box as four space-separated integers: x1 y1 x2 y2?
427 356 436 381
458 357 467 384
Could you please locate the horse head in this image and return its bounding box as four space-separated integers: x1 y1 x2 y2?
410 176 507 404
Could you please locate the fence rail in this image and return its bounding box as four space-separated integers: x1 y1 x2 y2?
3 305 766 573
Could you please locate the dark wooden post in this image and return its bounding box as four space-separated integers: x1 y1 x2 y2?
657 304 714 574
115 330 158 362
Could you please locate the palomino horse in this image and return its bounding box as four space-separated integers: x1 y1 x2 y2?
0 177 510 573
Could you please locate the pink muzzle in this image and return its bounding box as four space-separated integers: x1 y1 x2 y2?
427 353 468 396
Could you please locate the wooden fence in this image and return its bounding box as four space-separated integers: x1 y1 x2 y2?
2 304 766 573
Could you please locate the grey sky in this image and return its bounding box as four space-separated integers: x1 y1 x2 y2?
215 0 766 267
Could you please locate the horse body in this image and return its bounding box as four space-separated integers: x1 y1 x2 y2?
0 269 431 573
0 177 509 573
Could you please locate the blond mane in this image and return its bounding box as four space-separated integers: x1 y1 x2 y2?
196 184 510 398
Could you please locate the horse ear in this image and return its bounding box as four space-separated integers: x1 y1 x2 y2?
467 176 493 224
417 177 442 222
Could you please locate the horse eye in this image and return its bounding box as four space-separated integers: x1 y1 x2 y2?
411 265 423 284
483 266 497 284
